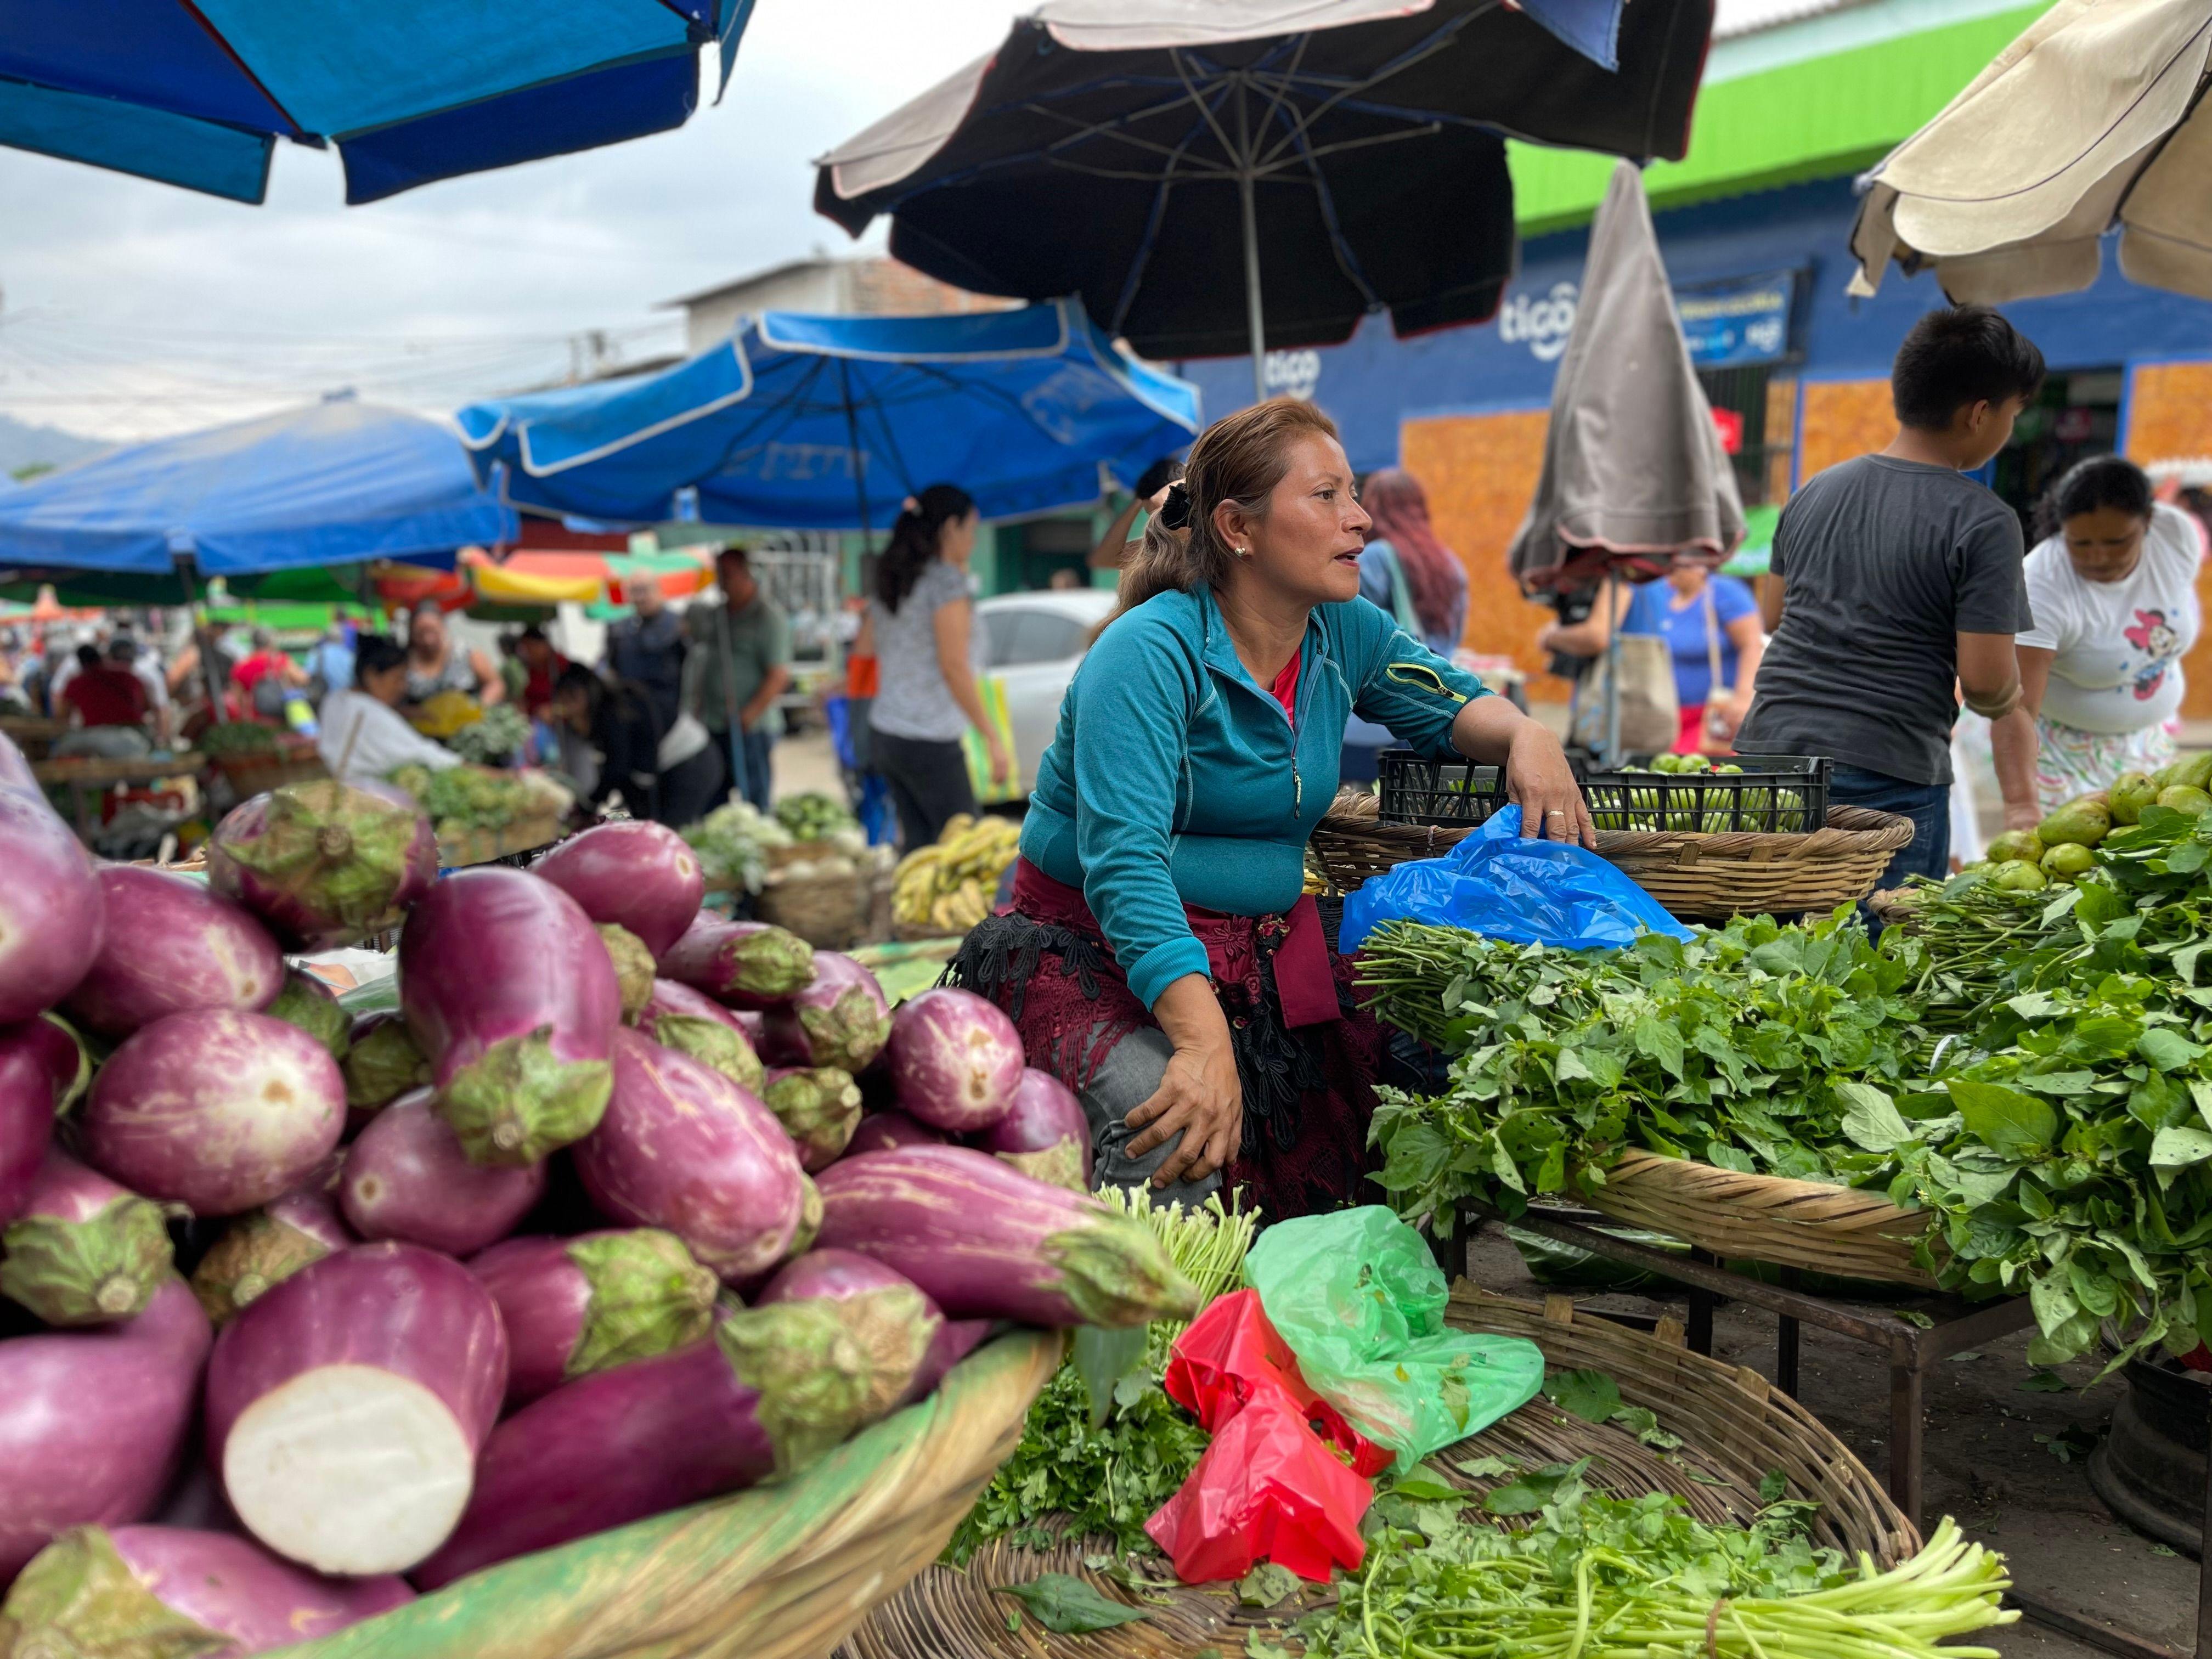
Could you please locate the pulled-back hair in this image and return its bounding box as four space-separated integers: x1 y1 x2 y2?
2037 454 2154 540
1118 399 1342 613
875 483 975 614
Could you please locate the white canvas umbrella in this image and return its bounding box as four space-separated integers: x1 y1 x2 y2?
1849 0 2212 304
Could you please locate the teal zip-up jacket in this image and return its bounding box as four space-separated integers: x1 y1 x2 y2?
1019 584 1488 1008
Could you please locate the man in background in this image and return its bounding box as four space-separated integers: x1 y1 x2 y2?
684 545 789 813
55 641 151 757
1737 304 2044 890
606 572 686 733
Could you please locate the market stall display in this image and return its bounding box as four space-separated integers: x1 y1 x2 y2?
0 759 1195 1659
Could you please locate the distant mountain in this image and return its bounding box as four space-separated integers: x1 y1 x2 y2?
0 415 106 480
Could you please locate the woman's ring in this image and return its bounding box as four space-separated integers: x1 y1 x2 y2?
1547 810 1567 819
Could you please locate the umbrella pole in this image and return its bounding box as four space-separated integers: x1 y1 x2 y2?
1240 170 1267 404
174 557 230 728
1602 573 1622 765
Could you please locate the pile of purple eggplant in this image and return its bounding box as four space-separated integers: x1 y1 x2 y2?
0 760 1198 1659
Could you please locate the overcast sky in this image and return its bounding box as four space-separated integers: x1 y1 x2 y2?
0 0 1019 444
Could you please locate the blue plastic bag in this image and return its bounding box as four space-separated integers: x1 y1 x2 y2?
1339 803 1690 953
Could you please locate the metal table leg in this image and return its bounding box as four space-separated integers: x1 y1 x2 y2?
1686 1248 1716 1356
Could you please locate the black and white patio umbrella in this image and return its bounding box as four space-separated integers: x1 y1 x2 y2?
814 0 1716 397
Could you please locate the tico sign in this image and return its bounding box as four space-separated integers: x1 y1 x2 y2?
1498 268 1801 369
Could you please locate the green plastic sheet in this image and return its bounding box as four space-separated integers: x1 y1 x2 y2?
1244 1207 1544 1471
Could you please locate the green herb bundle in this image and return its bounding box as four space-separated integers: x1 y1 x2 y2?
1296 1463 2011 1659
447 703 530 764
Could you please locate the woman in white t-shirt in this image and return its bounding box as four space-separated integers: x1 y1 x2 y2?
1994 456 2207 826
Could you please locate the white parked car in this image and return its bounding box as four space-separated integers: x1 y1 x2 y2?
976 588 1116 794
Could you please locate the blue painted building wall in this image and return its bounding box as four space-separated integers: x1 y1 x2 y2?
1175 176 2212 474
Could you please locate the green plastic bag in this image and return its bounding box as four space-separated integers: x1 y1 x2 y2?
1244 1207 1544 1471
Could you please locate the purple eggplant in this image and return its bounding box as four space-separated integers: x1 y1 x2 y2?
415 1274 919 1590
191 1180 352 1327
339 1093 545 1257
468 1229 720 1409
845 1110 949 1159
205 1243 507 1576
0 1524 413 1655
885 988 1024 1134
64 867 281 1040
659 917 813 1008
84 1011 346 1218
726 1249 940 1453
341 1014 430 1113
972 1068 1092 1190
0 791 105 1026
263 969 351 1061
574 1030 810 1282
0 1018 81 1226
760 951 893 1076
635 978 765 1093
0 1150 173 1326
400 867 621 1166
206 780 437 951
761 1066 862 1172
814 1146 1197 1328
0 1277 212 1582
532 820 705 958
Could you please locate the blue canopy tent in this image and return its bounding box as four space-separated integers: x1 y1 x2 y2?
0 396 514 578
0 0 757 204
455 298 1201 531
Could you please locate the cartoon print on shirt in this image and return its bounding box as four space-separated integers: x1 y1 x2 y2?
2124 608 2182 701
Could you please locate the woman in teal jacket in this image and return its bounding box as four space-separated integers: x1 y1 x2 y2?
947 399 1591 1221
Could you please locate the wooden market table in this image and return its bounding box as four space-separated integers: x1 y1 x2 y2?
32 752 204 841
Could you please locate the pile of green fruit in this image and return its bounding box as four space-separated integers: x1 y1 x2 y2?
1972 752 2212 893
1590 752 1812 833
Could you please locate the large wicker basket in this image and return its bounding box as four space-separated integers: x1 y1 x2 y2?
212 744 329 795
1308 797 1915 923
839 1286 1915 1659
759 871 872 950
273 1330 1060 1659
1581 1148 1940 1289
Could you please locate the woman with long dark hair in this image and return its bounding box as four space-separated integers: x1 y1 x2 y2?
1993 455 2206 821
945 399 1588 1223
857 484 1011 848
1343 467 1471 781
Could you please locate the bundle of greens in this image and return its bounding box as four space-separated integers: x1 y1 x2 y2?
1295 1462 2011 1659
387 763 555 835
681 799 792 896
1361 864 2212 1367
948 1189 1256 1561
199 721 281 757
447 703 531 764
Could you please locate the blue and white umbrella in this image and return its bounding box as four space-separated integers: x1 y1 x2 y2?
458 298 1201 531
0 0 757 203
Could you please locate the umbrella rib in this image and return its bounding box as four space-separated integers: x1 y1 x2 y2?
1253 5 1491 170
1265 93 1385 311
1250 122 1448 176
1110 109 1218 335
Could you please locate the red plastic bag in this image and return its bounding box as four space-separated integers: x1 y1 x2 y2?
1143 1381 1373 1583
1164 1289 1391 1477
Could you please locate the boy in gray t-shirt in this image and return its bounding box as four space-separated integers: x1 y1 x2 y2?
1737 304 2044 889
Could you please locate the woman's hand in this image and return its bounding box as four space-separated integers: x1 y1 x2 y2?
1706 693 1743 741
1128 975 1243 1187
2002 798 2043 833
1504 718 1596 847
985 733 1013 787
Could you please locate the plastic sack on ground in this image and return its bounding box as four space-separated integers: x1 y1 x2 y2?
1244 1207 1545 1471
1143 1383 1373 1583
1338 803 1691 952
1163 1289 1391 1477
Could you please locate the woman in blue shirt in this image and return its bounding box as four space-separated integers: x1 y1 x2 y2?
1622 567 1763 754
947 399 1589 1220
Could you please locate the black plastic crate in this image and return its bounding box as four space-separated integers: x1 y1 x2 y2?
1378 748 1508 826
1582 754 1829 834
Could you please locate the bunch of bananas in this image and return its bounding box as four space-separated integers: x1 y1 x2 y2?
409 689 483 739
891 813 1021 934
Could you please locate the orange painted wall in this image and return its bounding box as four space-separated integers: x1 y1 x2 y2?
1796 379 1895 484
1399 409 1569 697
2125 361 2212 719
